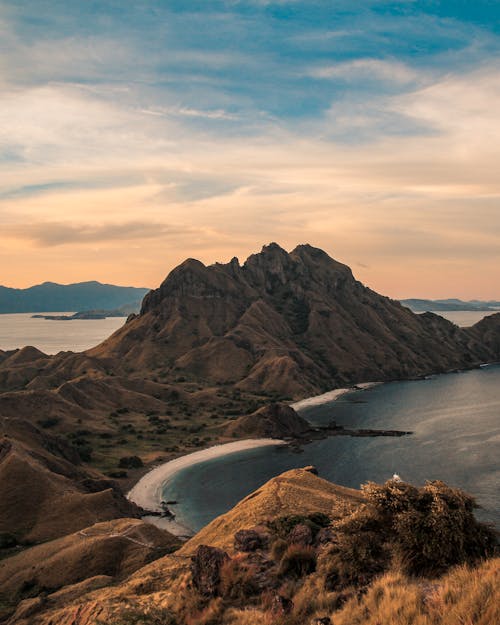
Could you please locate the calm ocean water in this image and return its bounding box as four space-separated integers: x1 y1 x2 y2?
163 365 500 532
0 312 124 354
428 310 498 326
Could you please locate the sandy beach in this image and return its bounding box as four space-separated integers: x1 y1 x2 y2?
290 382 380 411
127 438 285 537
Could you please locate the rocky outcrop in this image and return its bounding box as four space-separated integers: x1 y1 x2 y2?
234 528 269 552
223 402 311 439
190 545 230 597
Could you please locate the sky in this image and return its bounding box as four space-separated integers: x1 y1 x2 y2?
1 0 499 298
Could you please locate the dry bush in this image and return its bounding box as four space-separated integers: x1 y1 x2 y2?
331 572 429 625
219 557 259 603
428 557 500 625
270 538 288 562
278 544 317 578
104 605 178 625
222 607 275 625
320 506 390 589
268 513 330 541
185 597 224 625
362 479 498 576
290 574 350 622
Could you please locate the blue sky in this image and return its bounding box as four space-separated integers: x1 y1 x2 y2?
1 1 499 296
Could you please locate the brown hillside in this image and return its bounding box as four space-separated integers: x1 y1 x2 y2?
0 518 179 600
6 469 497 625
0 422 140 544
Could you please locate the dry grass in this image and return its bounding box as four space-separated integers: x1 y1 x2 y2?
278 544 317 578
325 557 500 625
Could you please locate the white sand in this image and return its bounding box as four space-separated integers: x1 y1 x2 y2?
128 439 285 537
290 382 380 411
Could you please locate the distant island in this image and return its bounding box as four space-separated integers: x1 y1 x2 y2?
400 298 500 312
32 301 141 320
0 280 149 314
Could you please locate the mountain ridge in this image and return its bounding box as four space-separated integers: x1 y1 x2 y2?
89 242 500 398
0 281 149 313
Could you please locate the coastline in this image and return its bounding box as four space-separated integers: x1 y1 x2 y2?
127 438 286 537
127 383 382 537
290 382 380 411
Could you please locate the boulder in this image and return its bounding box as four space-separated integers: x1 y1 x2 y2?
234 529 268 552
190 545 230 597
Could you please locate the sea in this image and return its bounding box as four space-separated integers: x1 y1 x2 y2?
163 364 500 533
0 310 495 355
0 312 124 354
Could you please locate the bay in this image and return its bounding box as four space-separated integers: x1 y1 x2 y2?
163 365 500 532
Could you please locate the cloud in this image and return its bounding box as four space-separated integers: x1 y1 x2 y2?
1 2 500 296
141 106 239 121
3 221 196 247
309 59 422 85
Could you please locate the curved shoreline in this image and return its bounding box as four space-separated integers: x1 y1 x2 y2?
290 382 379 410
126 383 381 537
127 438 286 537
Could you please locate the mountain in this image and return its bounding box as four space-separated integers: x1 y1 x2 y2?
0 281 149 313
400 298 500 312
89 243 500 398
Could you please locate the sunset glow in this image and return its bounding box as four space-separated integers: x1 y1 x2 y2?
1 1 499 298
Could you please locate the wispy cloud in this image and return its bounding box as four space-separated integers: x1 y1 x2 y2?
309 59 422 85
2 221 196 247
141 106 239 121
1 1 499 296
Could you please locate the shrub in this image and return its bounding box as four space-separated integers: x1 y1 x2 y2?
270 538 289 563
0 533 17 549
105 606 178 625
362 480 498 576
36 417 60 428
219 557 259 603
118 455 144 469
268 513 330 541
279 545 317 578
321 479 497 591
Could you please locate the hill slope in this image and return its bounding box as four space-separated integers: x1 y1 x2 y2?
6 469 497 625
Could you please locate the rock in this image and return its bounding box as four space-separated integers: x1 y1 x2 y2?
271 594 294 616
303 465 318 475
288 523 313 545
313 618 332 625
190 545 230 597
234 529 268 552
316 527 335 545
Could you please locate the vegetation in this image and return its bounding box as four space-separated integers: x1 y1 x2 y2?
158 479 498 625
278 544 317 578
105 606 178 625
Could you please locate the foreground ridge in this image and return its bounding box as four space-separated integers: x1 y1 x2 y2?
3 469 497 625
